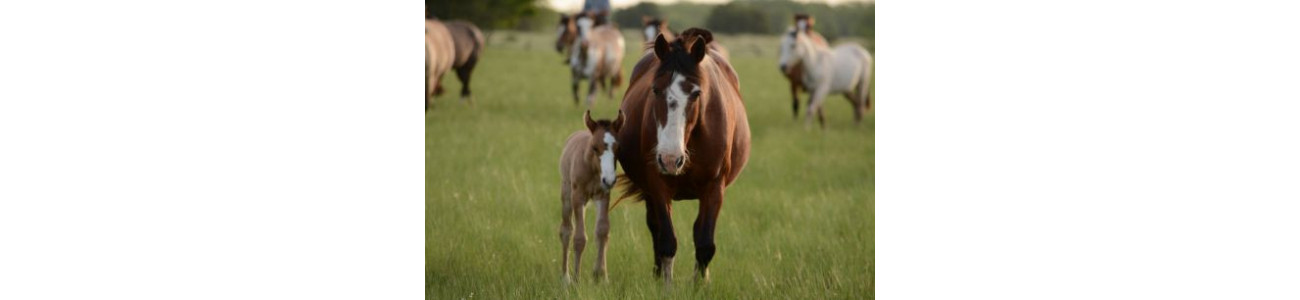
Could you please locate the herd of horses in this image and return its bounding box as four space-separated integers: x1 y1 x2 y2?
426 12 872 286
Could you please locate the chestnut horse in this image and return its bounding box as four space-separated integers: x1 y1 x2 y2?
781 14 829 119
443 20 485 104
426 19 454 110
615 28 750 284
558 110 624 283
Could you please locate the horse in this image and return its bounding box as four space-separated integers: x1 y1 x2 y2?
641 16 730 62
780 14 830 119
778 23 874 128
558 110 625 283
559 12 625 107
555 11 610 64
614 28 750 285
442 20 485 104
426 19 455 110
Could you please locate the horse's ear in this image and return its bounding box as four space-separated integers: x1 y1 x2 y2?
584 110 596 132
689 38 707 64
653 34 670 61
613 110 625 133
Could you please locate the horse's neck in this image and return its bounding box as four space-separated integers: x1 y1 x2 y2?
799 39 832 75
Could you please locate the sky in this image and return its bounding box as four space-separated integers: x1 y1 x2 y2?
545 0 873 12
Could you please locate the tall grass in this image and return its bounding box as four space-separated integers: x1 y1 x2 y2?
428 30 873 299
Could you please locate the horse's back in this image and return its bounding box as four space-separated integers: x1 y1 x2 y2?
425 20 455 74
559 131 591 181
444 20 484 67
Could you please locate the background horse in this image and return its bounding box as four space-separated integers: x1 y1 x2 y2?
615 28 750 284
640 17 730 62
781 14 830 119
778 24 873 128
564 12 625 107
426 19 455 110
443 20 485 104
558 111 624 283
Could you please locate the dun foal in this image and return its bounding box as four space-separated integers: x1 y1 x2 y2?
558 110 625 283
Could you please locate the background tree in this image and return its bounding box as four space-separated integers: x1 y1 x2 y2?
705 2 770 34
427 0 540 30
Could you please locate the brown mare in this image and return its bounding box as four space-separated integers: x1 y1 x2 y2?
781 14 829 118
615 28 750 284
443 20 485 104
426 19 454 110
558 110 625 283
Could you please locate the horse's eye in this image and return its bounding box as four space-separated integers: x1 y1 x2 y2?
652 89 662 96
690 91 701 100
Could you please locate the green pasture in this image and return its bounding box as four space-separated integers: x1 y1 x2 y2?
427 30 874 299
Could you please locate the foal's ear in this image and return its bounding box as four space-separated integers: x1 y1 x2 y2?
653 34 670 61
612 110 625 133
584 110 597 132
689 38 707 64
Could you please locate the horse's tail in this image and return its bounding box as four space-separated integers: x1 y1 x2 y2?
610 173 643 210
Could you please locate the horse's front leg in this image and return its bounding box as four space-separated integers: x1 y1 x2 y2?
559 185 574 283
805 85 831 130
693 183 725 284
571 72 581 105
644 192 677 285
790 80 801 119
570 191 589 282
592 193 611 282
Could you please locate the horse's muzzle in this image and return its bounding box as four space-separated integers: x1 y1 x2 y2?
656 154 686 175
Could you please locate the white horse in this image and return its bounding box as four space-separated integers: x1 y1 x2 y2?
568 13 625 107
778 26 874 128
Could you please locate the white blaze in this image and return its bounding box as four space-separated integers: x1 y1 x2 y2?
599 132 617 187
655 73 696 159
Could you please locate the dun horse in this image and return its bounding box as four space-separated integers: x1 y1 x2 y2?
778 20 874 128
426 19 454 110
780 14 830 118
443 20 485 104
558 111 625 283
615 29 750 284
556 12 625 107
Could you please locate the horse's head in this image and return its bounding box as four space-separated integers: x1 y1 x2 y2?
778 26 811 74
649 30 711 175
585 110 625 190
642 16 668 42
794 14 816 32
556 14 577 53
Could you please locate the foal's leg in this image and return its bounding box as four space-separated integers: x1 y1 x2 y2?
559 185 574 283
571 192 589 282
693 184 724 283
592 194 611 281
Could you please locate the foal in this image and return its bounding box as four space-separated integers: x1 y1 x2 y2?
558 110 625 283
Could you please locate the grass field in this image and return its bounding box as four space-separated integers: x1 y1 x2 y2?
427 30 874 299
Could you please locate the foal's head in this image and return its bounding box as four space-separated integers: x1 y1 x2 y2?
585 110 625 190
649 30 711 175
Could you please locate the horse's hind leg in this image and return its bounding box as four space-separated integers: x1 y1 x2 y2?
806 87 831 129
456 57 478 105
571 192 589 282
586 77 599 107
559 186 574 283
592 194 611 281
571 76 581 105
846 92 864 125
790 81 801 119
609 71 622 100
